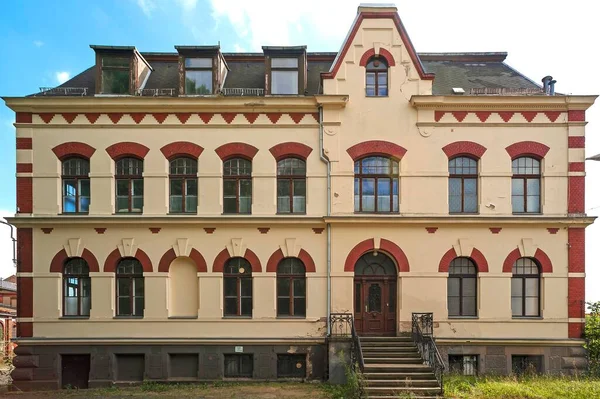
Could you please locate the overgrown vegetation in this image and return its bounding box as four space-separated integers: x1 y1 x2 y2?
321 364 363 399
585 301 600 377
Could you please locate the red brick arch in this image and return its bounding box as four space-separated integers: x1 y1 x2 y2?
212 248 262 273
105 142 150 160
266 248 316 273
505 141 550 160
344 238 409 272
502 247 553 273
50 248 100 273
215 142 259 161
52 142 96 160
158 248 207 272
359 48 396 67
103 248 153 272
347 141 407 161
438 247 489 273
269 142 313 161
160 141 204 160
442 141 487 159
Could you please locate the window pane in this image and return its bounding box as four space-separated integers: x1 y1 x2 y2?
511 279 523 296
134 278 144 296
272 71 298 95
241 298 252 316
449 178 462 213
185 195 197 213
134 297 144 316
378 84 388 96
241 278 252 297
64 297 78 316
294 298 306 316
293 180 306 213
366 73 375 85
170 196 183 212
116 179 129 196
81 296 91 316
186 179 198 196
512 298 523 316
102 70 130 94
185 58 212 68
361 178 375 212
527 196 540 213
171 179 183 196
278 298 290 316
118 297 131 316
277 277 290 296
377 178 391 212
64 196 77 213
448 278 460 296
448 297 460 316
464 193 478 213
79 198 90 213
118 278 130 296
240 179 252 196
525 278 539 296
185 70 212 94
366 86 375 96
272 58 298 68
525 298 539 316
79 179 90 196
132 179 144 196
116 197 129 213
512 178 524 195
462 296 477 316
463 278 476 296
392 179 399 212
132 197 143 213
224 198 237 214
354 178 360 211
223 179 237 196
224 298 237 316
293 278 306 297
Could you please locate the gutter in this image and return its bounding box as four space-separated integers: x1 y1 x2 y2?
318 105 332 335
0 218 17 267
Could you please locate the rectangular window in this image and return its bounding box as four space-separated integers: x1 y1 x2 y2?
271 58 298 95
169 179 198 213
117 277 144 316
512 355 543 375
224 354 253 378
277 354 306 378
185 58 213 95
101 57 130 94
116 179 143 213
449 355 478 376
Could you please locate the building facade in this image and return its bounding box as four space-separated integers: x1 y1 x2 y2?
3 4 596 390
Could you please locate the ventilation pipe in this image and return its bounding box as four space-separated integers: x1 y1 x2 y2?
542 75 556 95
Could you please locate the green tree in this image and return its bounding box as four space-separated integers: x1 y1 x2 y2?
585 301 600 376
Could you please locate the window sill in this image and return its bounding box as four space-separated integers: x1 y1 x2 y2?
354 211 400 215
512 213 542 215
221 213 252 216
60 212 89 216
276 213 307 216
449 212 479 216
168 316 198 319
276 316 307 319
113 316 144 319
448 316 479 319
168 212 197 215
512 316 543 320
59 316 90 320
112 213 144 215
222 316 253 319
365 95 389 98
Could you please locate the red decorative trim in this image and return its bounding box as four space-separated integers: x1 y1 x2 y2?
269 142 313 161
379 239 409 272
568 228 585 273
568 176 585 213
425 227 438 234
158 248 176 272
152 113 168 124
502 247 552 273
103 248 153 273
543 111 561 122
498 111 514 122
451 111 468 122
16 163 32 173
84 113 101 124
358 47 396 67
129 113 146 124
475 111 491 122
212 248 262 273
568 110 585 122
568 277 585 318
505 141 550 159
198 113 214 124
94 227 106 234
243 113 259 124
176 113 191 124
343 238 409 272
434 111 445 122
323 12 433 80
61 113 78 124
289 113 305 124
17 228 33 273
569 322 584 339
298 249 316 273
204 227 216 234
442 141 487 159
41 228 53 234
107 113 123 124
17 177 32 213
160 141 204 160
470 248 489 273
547 228 559 234
438 248 457 272
39 113 54 124
534 247 555 272
346 140 407 160
16 112 32 123
439 247 488 272
520 111 537 122
221 113 237 124
312 228 324 234
257 227 270 234
311 113 319 122
50 248 100 273
16 138 32 150
569 162 585 172
52 142 96 160
17 322 33 338
568 136 585 148
266 113 282 124
189 248 208 272
266 248 316 273
149 227 161 234
105 142 150 160
17 277 33 318
489 227 502 234
215 142 259 161
502 248 522 273
344 239 374 272
266 248 284 273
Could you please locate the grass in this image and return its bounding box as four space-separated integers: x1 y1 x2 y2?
445 374 600 399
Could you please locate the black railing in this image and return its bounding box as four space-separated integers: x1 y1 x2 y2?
329 313 364 373
412 312 444 393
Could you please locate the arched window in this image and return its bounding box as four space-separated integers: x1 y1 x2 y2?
277 158 306 214
512 157 541 213
62 157 90 213
223 158 252 214
224 258 252 316
277 258 306 317
511 258 540 317
449 157 478 213
354 156 399 213
63 258 91 316
366 57 388 97
116 258 144 317
448 258 477 317
169 157 198 213
115 157 143 213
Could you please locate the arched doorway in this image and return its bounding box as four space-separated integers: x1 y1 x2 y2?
354 251 397 336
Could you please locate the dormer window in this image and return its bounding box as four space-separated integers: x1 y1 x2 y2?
184 58 213 95
271 58 298 95
101 57 130 94
366 57 388 97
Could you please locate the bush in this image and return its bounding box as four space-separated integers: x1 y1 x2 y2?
585 301 600 377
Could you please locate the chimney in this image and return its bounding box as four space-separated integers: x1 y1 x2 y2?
542 75 554 95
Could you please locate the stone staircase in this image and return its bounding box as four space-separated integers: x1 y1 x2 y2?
361 336 443 398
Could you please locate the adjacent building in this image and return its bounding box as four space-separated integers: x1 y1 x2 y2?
3 4 596 390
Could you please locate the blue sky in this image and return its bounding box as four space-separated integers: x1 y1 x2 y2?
0 0 599 300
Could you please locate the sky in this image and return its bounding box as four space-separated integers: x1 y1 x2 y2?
0 0 599 301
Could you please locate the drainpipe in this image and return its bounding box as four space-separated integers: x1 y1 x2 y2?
0 218 17 268
318 105 332 335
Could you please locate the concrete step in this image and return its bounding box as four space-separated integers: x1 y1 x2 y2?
360 336 413 342
361 350 420 356
364 357 425 364
364 386 442 396
363 372 438 380
361 341 416 346
364 364 432 373
362 345 419 351
364 379 440 387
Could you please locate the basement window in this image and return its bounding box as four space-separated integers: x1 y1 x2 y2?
448 355 478 376
224 354 253 378
277 354 306 378
512 355 543 375
101 56 130 94
184 58 213 95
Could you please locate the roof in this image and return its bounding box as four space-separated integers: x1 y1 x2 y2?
32 52 542 97
588 154 600 161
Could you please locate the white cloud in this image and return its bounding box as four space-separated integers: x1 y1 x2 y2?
0 212 16 279
33 40 44 47
55 71 70 84
136 0 156 17
175 0 197 10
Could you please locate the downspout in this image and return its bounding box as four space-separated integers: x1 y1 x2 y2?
318 105 332 335
0 219 17 268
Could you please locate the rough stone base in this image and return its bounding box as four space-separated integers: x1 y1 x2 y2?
11 342 326 391
328 339 352 384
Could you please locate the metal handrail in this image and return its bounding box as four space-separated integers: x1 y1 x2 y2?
412 312 444 393
329 313 365 373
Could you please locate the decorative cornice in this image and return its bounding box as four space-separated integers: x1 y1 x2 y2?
410 95 597 110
